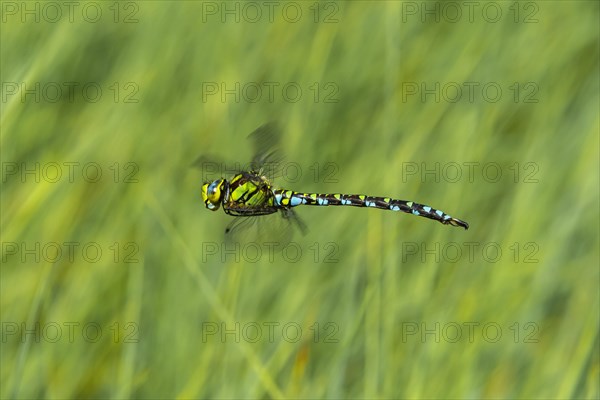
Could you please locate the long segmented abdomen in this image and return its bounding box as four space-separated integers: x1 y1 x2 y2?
272 189 469 229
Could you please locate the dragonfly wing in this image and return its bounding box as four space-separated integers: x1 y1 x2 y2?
223 202 279 217
247 122 284 178
280 208 308 236
223 210 305 249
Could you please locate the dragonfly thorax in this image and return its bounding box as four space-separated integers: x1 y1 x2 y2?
202 178 227 211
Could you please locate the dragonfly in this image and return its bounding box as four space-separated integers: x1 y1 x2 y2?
200 123 469 240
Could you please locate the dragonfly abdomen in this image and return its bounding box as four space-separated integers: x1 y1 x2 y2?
273 189 469 229
274 190 376 208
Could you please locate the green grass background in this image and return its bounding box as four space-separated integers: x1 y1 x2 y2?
2 1 599 398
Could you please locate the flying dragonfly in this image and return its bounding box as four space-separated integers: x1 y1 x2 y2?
200 123 469 241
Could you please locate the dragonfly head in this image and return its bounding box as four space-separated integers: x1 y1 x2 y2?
202 178 226 211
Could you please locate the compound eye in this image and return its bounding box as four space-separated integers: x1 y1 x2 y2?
202 179 224 211
208 181 219 195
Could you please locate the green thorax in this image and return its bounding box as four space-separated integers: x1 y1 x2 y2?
225 172 276 208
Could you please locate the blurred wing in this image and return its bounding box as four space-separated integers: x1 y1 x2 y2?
247 122 284 179
224 210 307 250
193 122 286 182
280 208 308 237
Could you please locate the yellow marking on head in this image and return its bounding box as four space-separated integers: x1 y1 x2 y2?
202 179 225 211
